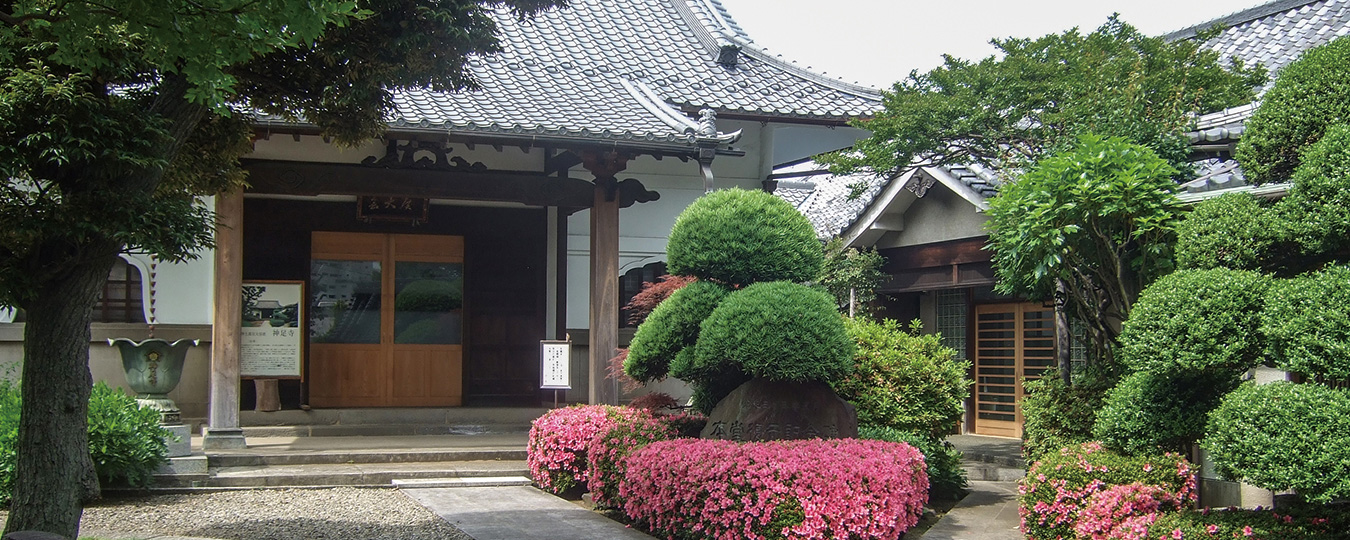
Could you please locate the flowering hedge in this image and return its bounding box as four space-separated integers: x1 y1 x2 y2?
1019 442 1195 540
1074 483 1183 540
1147 507 1345 540
619 438 928 540
587 412 676 509
527 405 642 494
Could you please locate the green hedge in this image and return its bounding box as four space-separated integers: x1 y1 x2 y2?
1174 193 1283 271
1118 268 1271 376
1149 507 1349 540
0 381 170 505
665 188 823 285
1021 368 1117 463
858 424 968 501
1093 370 1239 455
693 281 853 385
834 318 969 439
1203 381 1350 504
1262 265 1350 380
624 280 729 384
1235 35 1350 183
1280 123 1350 261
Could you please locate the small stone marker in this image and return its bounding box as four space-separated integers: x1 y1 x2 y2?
700 378 858 441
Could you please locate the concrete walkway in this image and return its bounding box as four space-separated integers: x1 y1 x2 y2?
403 486 655 540
913 480 1022 540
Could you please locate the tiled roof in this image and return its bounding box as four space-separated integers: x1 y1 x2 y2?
773 162 887 241
359 0 883 147
1167 0 1350 90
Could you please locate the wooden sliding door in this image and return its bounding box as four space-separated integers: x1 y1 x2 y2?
972 302 1056 438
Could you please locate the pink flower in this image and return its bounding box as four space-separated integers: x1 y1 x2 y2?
1207 524 1219 534
1172 529 1184 539
1242 525 1254 536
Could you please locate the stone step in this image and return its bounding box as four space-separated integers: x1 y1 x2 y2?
209 447 526 467
239 407 549 429
241 423 533 438
152 459 531 489
963 462 1026 482
393 476 533 488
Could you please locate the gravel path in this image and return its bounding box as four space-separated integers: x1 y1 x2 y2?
2 488 474 540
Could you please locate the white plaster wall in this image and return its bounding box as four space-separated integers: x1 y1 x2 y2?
875 185 989 250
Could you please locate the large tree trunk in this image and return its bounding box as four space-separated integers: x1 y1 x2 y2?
3 251 118 538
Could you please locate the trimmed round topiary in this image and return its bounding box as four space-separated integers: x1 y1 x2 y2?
1174 193 1285 271
1203 381 1350 504
833 318 969 439
693 281 854 384
1278 123 1350 261
666 188 823 285
1118 268 1271 377
1093 370 1239 456
1262 265 1350 381
624 280 730 383
1235 35 1350 184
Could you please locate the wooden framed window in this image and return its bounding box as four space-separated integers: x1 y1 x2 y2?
9 257 145 323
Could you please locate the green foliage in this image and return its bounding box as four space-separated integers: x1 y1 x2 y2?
693 281 853 385
394 279 463 312
1021 368 1117 463
1203 381 1350 504
858 425 968 501
625 280 729 384
1235 36 1350 184
1119 268 1271 376
86 382 172 489
665 189 823 286
833 318 969 439
818 238 887 314
0 381 171 505
1174 193 1287 271
1262 266 1350 380
1149 507 1349 540
822 16 1262 178
985 134 1182 362
1093 370 1239 456
1278 123 1350 261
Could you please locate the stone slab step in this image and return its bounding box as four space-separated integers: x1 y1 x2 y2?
209 447 525 467
241 423 532 438
153 459 530 489
963 463 1026 482
393 476 532 488
239 407 549 428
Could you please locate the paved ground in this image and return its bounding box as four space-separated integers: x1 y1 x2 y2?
403 486 655 540
913 480 1022 540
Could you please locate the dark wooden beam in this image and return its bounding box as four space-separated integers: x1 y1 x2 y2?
878 237 991 272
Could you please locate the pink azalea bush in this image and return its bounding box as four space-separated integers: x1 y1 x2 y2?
619 438 929 540
1019 441 1196 540
587 412 677 509
1146 507 1345 540
1074 483 1183 540
527 404 642 494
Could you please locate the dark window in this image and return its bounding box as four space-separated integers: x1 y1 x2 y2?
619 261 667 328
12 258 145 324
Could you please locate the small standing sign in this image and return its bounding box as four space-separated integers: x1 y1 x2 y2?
540 340 572 390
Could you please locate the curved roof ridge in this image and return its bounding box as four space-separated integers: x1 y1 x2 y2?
621 78 701 134
732 40 886 100
1163 0 1325 40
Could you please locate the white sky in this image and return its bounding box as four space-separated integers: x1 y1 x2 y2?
718 0 1272 88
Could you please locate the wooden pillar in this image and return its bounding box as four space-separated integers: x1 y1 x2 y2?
204 191 247 449
582 150 630 406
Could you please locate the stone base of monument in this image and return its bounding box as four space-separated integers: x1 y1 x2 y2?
699 378 857 441
164 423 191 458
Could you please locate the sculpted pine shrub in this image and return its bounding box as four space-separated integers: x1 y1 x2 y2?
693 281 854 385
620 438 928 540
1019 442 1195 540
1118 268 1271 377
665 188 823 286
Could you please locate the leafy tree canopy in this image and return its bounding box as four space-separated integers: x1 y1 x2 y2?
820 16 1265 178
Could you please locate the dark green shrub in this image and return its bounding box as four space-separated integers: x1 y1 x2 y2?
394 279 462 312
1094 370 1239 456
1174 193 1285 271
858 424 968 501
86 382 172 488
693 281 853 384
833 318 969 439
1262 266 1350 380
1278 124 1350 262
1203 381 1350 504
666 188 823 285
0 381 172 505
1119 268 1271 376
1021 367 1117 463
624 280 729 383
1235 36 1350 184
1020 442 1195 540
1149 507 1348 540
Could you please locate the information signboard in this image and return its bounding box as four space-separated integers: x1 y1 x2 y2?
540 340 571 390
240 281 305 379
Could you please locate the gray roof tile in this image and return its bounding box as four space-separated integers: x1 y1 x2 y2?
1168 0 1350 91
362 0 883 146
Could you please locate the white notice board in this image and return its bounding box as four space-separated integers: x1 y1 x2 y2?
540 340 571 390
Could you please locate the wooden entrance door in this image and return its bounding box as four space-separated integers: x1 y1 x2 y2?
972 302 1056 438
308 232 465 407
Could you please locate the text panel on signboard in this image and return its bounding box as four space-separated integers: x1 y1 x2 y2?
241 281 305 379
540 340 571 389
